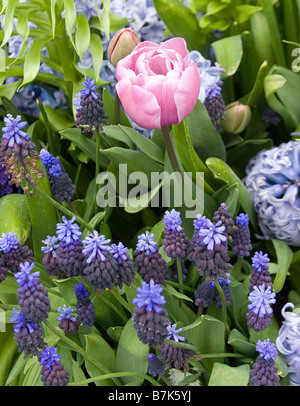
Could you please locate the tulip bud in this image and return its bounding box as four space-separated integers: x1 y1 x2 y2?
108 28 140 67
221 102 252 134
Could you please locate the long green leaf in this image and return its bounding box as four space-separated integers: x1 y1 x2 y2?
271 239 293 293
206 157 258 232
21 37 50 88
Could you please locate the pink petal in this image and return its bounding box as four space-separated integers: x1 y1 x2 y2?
159 37 188 61
174 61 200 123
116 80 161 129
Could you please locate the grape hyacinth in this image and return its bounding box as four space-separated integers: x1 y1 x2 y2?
75 282 95 327
74 77 109 136
0 231 34 274
158 324 194 371
188 218 232 280
132 280 169 348
232 213 252 258
249 251 273 292
0 114 44 191
246 284 276 332
55 216 84 277
147 353 165 377
15 262 51 324
110 242 136 288
212 203 235 238
40 345 69 386
57 305 80 335
204 84 225 126
134 231 169 285
276 303 300 386
82 231 119 293
249 339 280 386
41 235 60 277
0 157 13 197
39 149 75 203
244 140 300 246
9 308 45 359
194 275 232 309
0 254 7 283
162 209 190 261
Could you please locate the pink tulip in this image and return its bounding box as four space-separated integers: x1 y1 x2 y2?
115 37 200 129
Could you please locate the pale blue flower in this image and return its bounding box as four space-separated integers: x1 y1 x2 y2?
244 141 300 246
82 231 111 263
132 279 166 313
276 302 300 386
136 231 158 255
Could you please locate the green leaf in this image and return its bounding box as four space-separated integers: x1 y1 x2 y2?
118 125 165 164
90 32 103 81
75 14 90 60
228 329 257 357
60 128 96 162
0 194 31 244
0 327 18 386
189 315 225 372
63 0 77 49
115 318 149 385
271 239 293 293
84 331 116 386
153 0 205 50
1 0 19 47
208 363 250 386
212 34 243 76
187 100 226 162
21 37 50 88
26 163 57 262
205 157 258 232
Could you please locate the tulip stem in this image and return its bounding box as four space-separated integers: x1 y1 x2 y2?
161 125 181 174
114 92 121 125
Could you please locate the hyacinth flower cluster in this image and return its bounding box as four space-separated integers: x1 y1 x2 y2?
134 231 169 285
244 140 300 246
158 324 194 371
132 279 170 348
276 303 300 385
194 274 232 309
8 262 70 386
0 231 34 283
0 114 44 193
232 213 252 258
39 149 75 204
74 77 109 136
249 339 280 386
162 209 190 262
246 251 276 332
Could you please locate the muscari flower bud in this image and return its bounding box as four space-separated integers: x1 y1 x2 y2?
0 114 44 192
108 28 140 67
9 308 45 359
57 305 80 335
55 216 84 277
194 274 232 308
232 213 252 258
158 324 194 371
249 339 280 386
147 353 165 377
204 84 225 126
15 262 51 324
82 231 119 293
110 242 136 288
40 345 69 386
162 209 190 261
74 77 109 136
246 284 276 332
188 219 232 280
40 149 75 204
134 231 169 285
41 235 60 277
0 231 34 274
249 251 273 292
132 280 169 348
221 101 252 134
212 203 235 238
75 282 95 327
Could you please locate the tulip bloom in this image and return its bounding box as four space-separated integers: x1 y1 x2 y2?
115 37 200 129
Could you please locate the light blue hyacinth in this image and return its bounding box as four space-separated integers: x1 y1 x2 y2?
245 141 300 246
